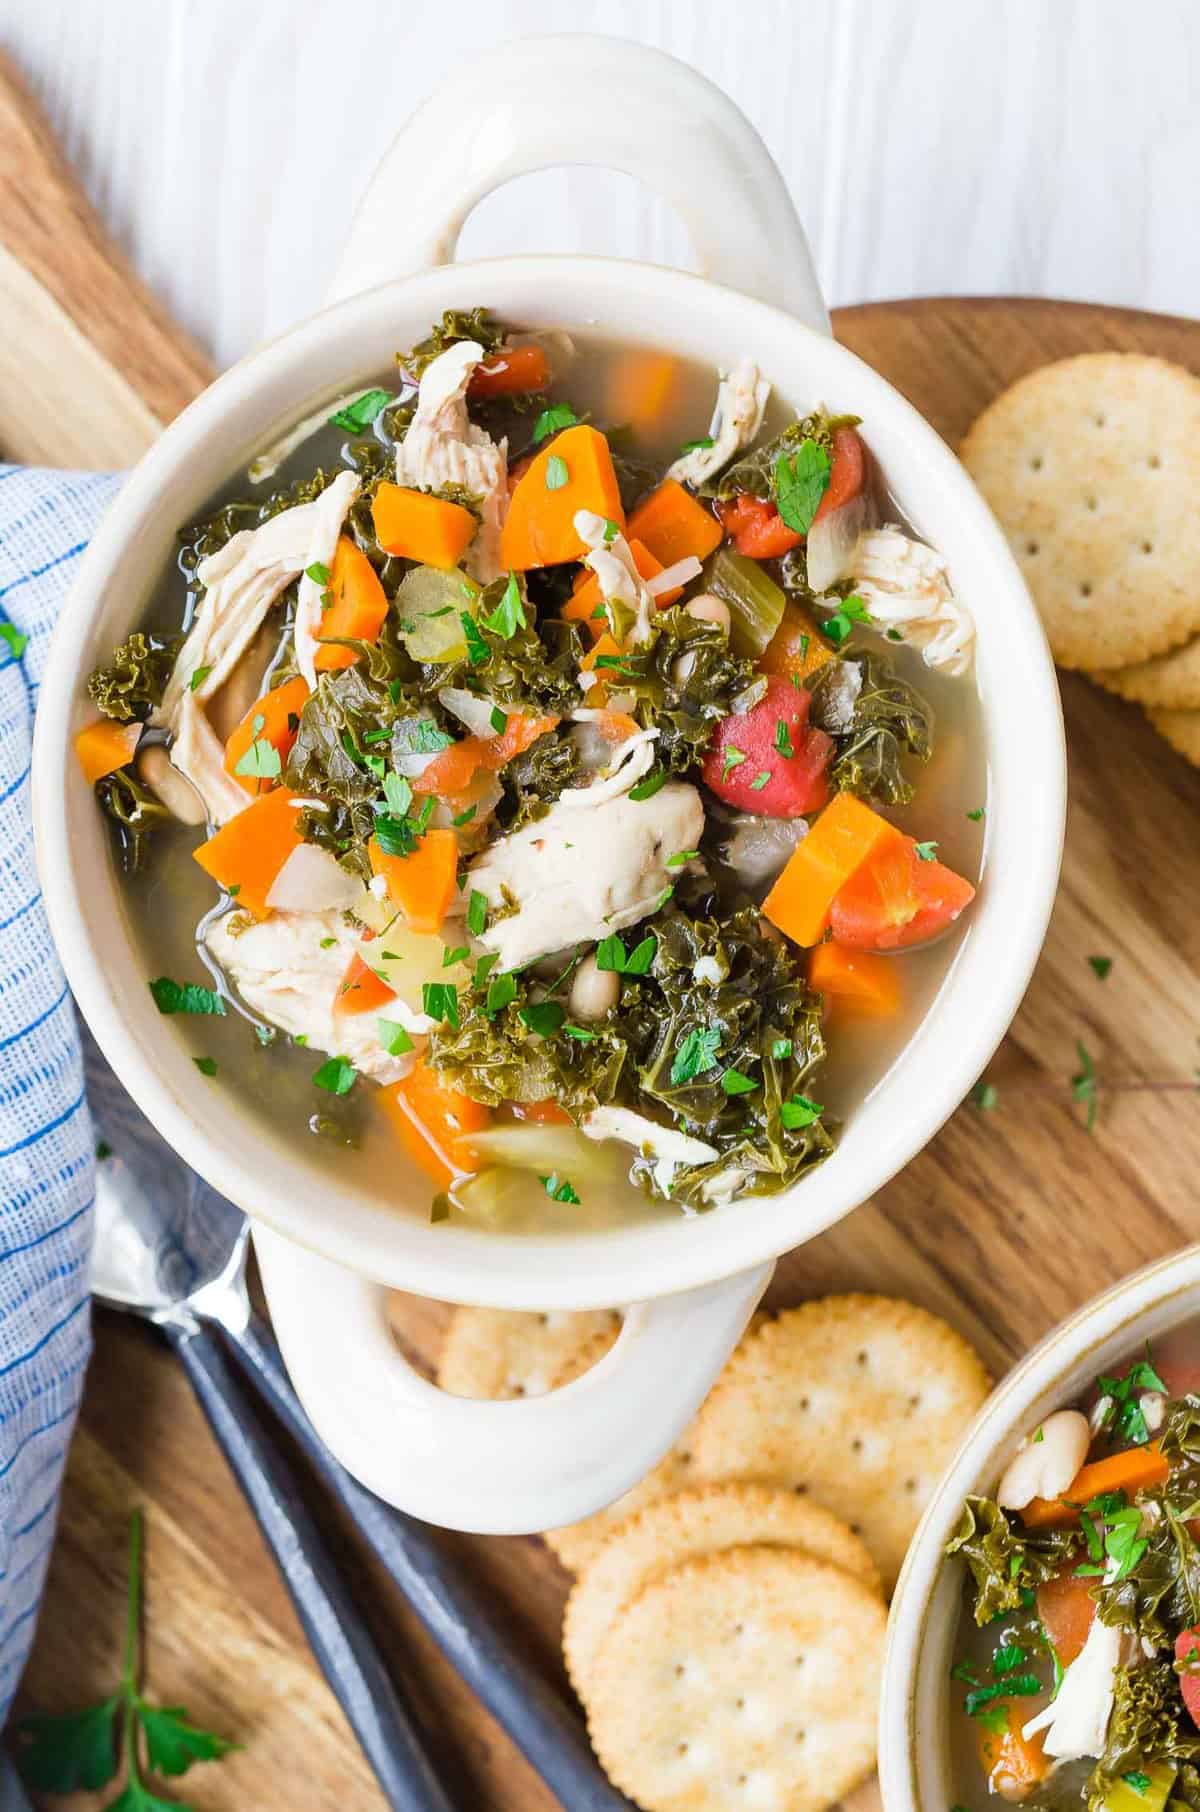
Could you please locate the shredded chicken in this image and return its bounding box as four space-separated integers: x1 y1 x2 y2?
290 474 366 689
582 1106 718 1195
205 907 412 1084
573 510 658 646
1021 1616 1122 1764
666 361 770 489
394 342 507 582
850 526 975 676
469 773 704 971
170 693 252 826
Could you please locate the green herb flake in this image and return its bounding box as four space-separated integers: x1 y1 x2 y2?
383 771 414 818
452 804 478 827
822 594 874 646
95 1139 113 1161
628 767 667 802
520 1000 566 1037
312 1055 357 1096
625 935 657 976
1123 1774 1152 1796
679 435 716 455
188 664 211 692
749 770 772 791
721 745 747 780
670 1026 722 1085
771 1038 793 1060
149 977 226 1018
914 841 939 863
596 934 628 974
1088 955 1113 980
602 518 620 545
721 1068 759 1097
318 936 337 949
474 951 499 988
774 439 830 535
666 849 699 869
485 972 518 1015
532 403 580 444
780 1094 823 1130
481 572 526 640
545 454 569 491
540 1172 582 1205
970 1079 999 1111
233 731 282 780
377 1018 415 1057
442 945 469 968
967 806 985 822
467 890 488 937
564 1024 596 1041
489 705 508 734
991 1644 1026 1677
304 561 331 585
774 719 795 758
192 1056 218 1077
329 388 391 433
422 982 460 1028
460 611 491 667
1071 1039 1099 1132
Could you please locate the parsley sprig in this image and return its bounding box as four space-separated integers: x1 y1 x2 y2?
14 1510 234 1805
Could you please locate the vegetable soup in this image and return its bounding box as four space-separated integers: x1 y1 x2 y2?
78 309 985 1229
947 1330 1200 1812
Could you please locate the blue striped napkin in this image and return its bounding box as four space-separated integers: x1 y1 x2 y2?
0 466 122 1714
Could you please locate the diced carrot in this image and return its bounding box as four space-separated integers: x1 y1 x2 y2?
191 787 304 918
511 1099 574 1126
1021 1442 1170 1528
74 719 140 785
717 494 803 560
627 480 724 569
606 353 679 432
1036 1570 1097 1668
315 537 389 671
412 713 558 797
564 538 679 642
372 484 477 569
763 795 902 948
498 425 624 570
223 675 310 796
468 344 549 400
831 835 976 953
809 941 901 1016
579 631 624 709
377 1058 492 1190
368 828 459 934
974 1701 1050 1802
760 599 835 684
333 952 396 1018
507 452 534 495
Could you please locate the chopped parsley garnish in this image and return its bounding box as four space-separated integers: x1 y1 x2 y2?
312 1055 357 1096
0 620 28 659
774 439 830 535
233 712 281 780
780 1094 823 1130
460 611 491 667
545 454 569 491
771 1038 793 1060
564 1024 596 1041
377 1018 414 1056
451 804 478 827
967 806 985 822
149 977 226 1017
628 767 667 802
373 812 418 858
596 933 656 976
670 1026 721 1085
383 772 414 817
749 770 771 791
666 849 699 869
96 1139 113 1160
991 1645 1026 1677
192 1056 218 1077
774 720 795 758
421 982 460 1028
540 1172 581 1205
1088 955 1113 980
532 403 579 444
602 518 620 544
485 971 518 1015
481 572 526 639
188 665 211 692
1071 1039 1099 1132
329 388 390 433
970 1080 999 1111
520 1000 566 1037
319 936 337 949
822 594 873 645
442 945 469 968
305 561 331 585
679 435 715 454
489 705 508 734
467 890 488 936
407 720 455 753
721 746 747 780
964 1676 1041 1718
914 841 939 863
721 1068 758 1097
1094 1353 1166 1446
1124 1774 1152 1796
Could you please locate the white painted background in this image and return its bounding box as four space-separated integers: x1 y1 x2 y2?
5 0 1199 370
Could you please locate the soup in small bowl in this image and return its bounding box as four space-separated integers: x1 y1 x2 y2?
73 307 985 1233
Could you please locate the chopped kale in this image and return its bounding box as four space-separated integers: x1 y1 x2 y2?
946 1495 1083 1624
94 767 172 872
87 633 181 724
811 651 933 806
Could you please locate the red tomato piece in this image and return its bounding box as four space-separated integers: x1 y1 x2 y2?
1036 1570 1097 1669
700 676 833 818
830 834 976 951
1177 1625 1200 1729
813 426 867 525
717 495 804 560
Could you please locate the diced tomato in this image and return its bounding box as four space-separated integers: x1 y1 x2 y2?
1177 1625 1200 1729
1036 1570 1096 1669
813 426 866 525
700 676 833 818
830 834 976 951
412 713 559 796
717 494 803 560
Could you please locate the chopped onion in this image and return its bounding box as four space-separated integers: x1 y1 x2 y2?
437 687 502 738
646 555 703 598
806 491 870 593
265 844 364 912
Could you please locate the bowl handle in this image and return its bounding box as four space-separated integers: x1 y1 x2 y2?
254 1225 772 1533
327 34 829 331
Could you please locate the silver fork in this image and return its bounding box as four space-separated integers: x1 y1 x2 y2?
83 1026 634 1812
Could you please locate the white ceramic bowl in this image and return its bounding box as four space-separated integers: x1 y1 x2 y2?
32 35 1065 1532
880 1247 1200 1812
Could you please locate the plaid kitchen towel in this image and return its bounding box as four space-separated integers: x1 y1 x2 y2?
0 465 121 1714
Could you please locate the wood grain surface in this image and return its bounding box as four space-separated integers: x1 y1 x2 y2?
6 58 1200 1812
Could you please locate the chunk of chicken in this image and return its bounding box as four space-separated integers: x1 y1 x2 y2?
205 907 411 1085
850 526 975 676
394 341 508 582
1021 1615 1122 1763
666 361 770 489
573 509 659 647
468 773 705 971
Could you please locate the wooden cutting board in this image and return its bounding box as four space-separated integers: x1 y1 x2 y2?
6 50 1200 1812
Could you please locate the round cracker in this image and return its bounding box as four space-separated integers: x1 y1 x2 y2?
564 1482 880 1696
960 353 1200 669
584 1546 884 1812
690 1295 990 1592
1098 633 1200 709
437 1306 620 1401
1146 705 1200 767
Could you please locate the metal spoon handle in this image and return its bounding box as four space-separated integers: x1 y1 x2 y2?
165 1322 456 1812
226 1310 636 1812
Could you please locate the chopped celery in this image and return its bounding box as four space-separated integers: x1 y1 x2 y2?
397 566 480 663
705 548 787 657
1102 1762 1176 1812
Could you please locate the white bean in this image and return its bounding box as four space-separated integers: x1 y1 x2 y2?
685 593 732 633
569 953 620 1023
995 1408 1090 1511
136 745 205 826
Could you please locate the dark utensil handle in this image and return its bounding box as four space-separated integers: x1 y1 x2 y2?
166 1321 456 1812
225 1310 636 1812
